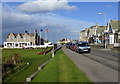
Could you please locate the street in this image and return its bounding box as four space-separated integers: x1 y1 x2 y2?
62 46 119 82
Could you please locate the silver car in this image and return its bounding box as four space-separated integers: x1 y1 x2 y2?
75 41 91 53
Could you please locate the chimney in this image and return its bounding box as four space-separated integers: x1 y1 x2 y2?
35 29 37 33
25 30 28 33
96 23 99 27
85 28 87 31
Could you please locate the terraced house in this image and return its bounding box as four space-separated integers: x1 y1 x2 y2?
79 20 120 47
105 20 120 47
79 28 88 42
4 30 40 48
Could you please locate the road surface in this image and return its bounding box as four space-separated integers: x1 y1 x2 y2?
62 46 119 82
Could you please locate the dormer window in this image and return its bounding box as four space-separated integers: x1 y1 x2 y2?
10 37 13 41
18 37 20 42
24 37 27 41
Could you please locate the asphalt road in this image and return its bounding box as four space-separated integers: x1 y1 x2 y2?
62 46 119 82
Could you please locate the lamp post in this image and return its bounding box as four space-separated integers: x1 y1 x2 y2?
98 13 107 49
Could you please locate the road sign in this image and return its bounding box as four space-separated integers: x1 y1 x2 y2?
104 36 107 40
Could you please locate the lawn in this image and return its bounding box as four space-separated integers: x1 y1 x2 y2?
32 49 91 82
2 48 52 82
0 49 2 59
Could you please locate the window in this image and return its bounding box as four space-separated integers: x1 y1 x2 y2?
78 43 89 46
24 37 27 41
18 37 20 42
9 37 13 41
111 37 112 44
30 42 32 45
15 44 18 46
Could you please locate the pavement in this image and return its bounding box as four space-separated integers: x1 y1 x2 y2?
62 46 119 82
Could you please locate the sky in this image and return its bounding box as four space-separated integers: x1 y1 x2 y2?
1 0 118 44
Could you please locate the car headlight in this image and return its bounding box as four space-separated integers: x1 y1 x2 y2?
79 47 83 49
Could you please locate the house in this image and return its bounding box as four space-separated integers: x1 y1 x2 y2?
4 30 44 48
79 20 120 48
96 26 106 44
105 20 120 47
88 23 98 43
79 28 88 42
80 23 105 44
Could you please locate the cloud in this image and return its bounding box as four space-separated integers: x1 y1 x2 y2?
106 5 112 8
17 0 77 13
2 4 94 43
0 3 2 45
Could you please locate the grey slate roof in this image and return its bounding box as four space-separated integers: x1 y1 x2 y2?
7 33 35 38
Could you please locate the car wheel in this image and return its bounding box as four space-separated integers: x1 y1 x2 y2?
88 50 90 53
78 50 81 54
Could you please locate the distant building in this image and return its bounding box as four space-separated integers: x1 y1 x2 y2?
80 23 105 44
79 28 88 42
57 38 71 44
79 20 120 47
71 40 78 43
4 30 44 48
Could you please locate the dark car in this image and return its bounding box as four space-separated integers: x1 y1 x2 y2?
70 43 75 51
75 41 91 53
68 42 72 49
66 42 72 48
66 43 69 48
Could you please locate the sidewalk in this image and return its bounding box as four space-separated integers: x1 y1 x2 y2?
91 45 119 53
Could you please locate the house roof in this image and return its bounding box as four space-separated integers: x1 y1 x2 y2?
110 20 120 29
7 33 35 38
89 25 96 29
97 26 105 34
81 30 85 32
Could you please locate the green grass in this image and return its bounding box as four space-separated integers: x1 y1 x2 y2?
32 49 91 82
0 50 1 56
2 48 52 82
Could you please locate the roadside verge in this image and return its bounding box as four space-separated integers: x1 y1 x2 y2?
31 49 91 82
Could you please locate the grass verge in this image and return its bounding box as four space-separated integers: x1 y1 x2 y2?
32 49 91 82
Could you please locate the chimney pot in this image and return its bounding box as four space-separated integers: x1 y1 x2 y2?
25 31 28 33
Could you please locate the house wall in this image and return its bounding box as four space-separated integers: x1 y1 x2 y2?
89 27 96 37
6 33 36 45
80 28 88 41
109 35 114 44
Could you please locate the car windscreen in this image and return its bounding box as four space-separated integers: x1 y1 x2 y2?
78 43 89 46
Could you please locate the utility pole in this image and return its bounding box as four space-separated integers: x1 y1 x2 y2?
98 13 107 49
104 13 107 49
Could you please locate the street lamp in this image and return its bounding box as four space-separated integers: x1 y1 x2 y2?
98 13 107 49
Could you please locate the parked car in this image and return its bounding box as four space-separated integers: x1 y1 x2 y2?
66 43 69 48
68 42 72 49
70 43 75 51
70 43 73 50
75 41 91 53
72 43 75 51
